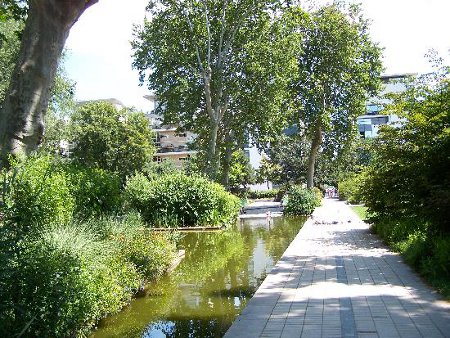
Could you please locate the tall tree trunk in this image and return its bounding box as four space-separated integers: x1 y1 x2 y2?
207 118 219 179
0 0 97 168
306 122 322 189
221 133 234 189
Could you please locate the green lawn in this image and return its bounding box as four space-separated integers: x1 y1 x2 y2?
351 205 368 221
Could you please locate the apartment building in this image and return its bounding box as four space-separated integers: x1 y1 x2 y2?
144 95 197 168
357 74 410 138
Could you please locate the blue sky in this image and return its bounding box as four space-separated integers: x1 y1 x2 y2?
65 0 450 112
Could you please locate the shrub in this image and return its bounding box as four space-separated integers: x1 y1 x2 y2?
283 185 321 216
65 165 122 219
371 216 450 298
125 173 240 227
1 156 123 230
0 213 176 337
95 213 176 280
338 171 366 204
0 223 139 337
1 155 75 230
248 189 279 200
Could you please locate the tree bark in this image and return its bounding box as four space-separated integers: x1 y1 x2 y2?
306 122 322 189
207 118 220 179
0 0 97 168
221 132 234 189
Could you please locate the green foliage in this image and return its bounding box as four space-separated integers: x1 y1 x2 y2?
248 189 279 200
292 3 383 187
338 171 367 204
142 158 180 180
0 213 175 337
1 155 75 230
364 59 450 298
363 62 450 234
1 156 123 229
371 217 450 299
125 172 240 227
70 101 155 181
132 1 302 179
226 150 256 190
263 133 309 185
40 55 77 155
283 185 321 216
64 164 122 219
0 17 22 105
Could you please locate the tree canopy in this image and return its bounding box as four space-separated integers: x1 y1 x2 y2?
292 3 383 187
70 101 155 181
132 0 302 180
364 61 450 233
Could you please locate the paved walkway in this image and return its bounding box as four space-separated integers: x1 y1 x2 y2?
225 198 450 338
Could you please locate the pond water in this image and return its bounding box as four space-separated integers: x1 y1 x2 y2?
91 215 306 338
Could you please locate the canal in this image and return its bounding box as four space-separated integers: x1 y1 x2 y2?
91 215 306 338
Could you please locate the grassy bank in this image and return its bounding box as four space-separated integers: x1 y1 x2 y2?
350 205 368 221
350 205 450 300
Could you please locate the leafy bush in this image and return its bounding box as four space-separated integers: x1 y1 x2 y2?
362 70 450 234
0 223 139 337
283 185 321 216
338 171 366 204
248 189 279 200
371 216 450 298
1 155 75 230
95 213 176 280
65 165 122 219
0 213 175 337
1 156 123 229
125 173 240 227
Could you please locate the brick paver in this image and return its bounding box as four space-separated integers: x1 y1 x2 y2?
224 198 450 338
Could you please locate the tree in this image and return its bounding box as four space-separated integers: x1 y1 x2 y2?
264 132 309 185
364 60 450 234
39 55 77 155
132 0 301 180
70 101 155 181
293 3 382 188
0 16 22 105
0 0 98 168
223 150 255 191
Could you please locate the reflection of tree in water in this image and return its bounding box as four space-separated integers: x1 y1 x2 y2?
256 216 306 259
90 217 305 338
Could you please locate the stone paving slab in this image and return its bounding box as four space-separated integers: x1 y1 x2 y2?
224 198 450 338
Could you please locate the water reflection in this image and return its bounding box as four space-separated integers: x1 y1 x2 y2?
91 216 305 338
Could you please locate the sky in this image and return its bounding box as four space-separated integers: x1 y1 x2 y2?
65 0 450 112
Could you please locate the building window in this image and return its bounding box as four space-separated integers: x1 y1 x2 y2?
366 104 383 115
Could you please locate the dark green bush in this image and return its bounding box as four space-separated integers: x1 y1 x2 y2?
371 216 450 298
338 171 366 204
1 156 123 229
0 223 139 337
1 155 75 230
0 213 175 337
125 173 240 227
283 185 321 216
65 165 122 219
248 189 279 200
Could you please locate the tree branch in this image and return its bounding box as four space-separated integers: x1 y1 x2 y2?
200 0 211 66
